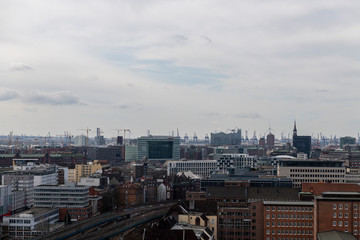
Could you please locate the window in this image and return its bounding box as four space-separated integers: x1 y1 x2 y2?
333 221 337 226
345 204 349 210
339 221 343 226
339 213 343 218
345 213 349 218
339 204 343 210
333 204 337 210
333 212 337 218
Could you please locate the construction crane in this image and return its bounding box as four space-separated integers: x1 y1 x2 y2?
109 129 131 144
77 128 91 147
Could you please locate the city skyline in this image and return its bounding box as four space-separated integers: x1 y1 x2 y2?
1 1 360 137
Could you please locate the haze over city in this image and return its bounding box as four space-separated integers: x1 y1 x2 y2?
1 1 360 138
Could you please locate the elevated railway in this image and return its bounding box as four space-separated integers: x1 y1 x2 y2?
37 203 173 240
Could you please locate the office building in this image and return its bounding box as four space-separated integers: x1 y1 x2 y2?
277 159 346 188
167 160 217 178
2 208 59 238
137 136 180 161
34 184 92 221
87 146 123 166
210 129 242 146
340 136 356 149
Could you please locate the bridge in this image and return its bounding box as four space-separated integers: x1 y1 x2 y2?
37 203 173 240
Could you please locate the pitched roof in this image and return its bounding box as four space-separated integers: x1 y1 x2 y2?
318 230 356 240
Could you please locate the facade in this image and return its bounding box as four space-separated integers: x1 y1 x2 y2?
57 167 69 184
277 159 346 188
263 201 314 240
137 136 180 161
118 183 144 206
33 184 91 221
316 192 360 239
73 135 87 147
0 185 12 217
125 145 138 162
266 133 275 148
2 208 59 239
340 136 356 149
87 146 123 166
215 154 256 171
2 173 34 208
211 129 242 146
167 160 217 178
74 162 102 183
293 136 312 157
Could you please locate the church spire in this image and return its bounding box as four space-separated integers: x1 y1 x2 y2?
293 120 297 137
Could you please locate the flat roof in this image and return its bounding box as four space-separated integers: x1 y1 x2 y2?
263 201 314 206
5 208 58 218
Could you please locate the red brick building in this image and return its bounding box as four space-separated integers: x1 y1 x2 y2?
118 183 144 206
263 201 314 240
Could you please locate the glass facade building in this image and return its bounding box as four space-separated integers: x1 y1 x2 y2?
137 136 180 161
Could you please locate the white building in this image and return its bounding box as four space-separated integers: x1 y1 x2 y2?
2 208 59 238
277 159 346 188
166 160 217 178
157 183 166 202
34 185 90 208
215 153 256 170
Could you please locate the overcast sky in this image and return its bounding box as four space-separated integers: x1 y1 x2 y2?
1 0 360 139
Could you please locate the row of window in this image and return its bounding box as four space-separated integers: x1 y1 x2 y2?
8 219 31 224
290 169 344 173
333 212 350 218
332 204 354 210
266 229 313 236
266 206 313 212
266 222 313 228
266 214 313 220
332 220 349 227
266 238 312 240
290 174 343 178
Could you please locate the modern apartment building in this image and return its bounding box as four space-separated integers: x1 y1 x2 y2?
74 162 102 183
215 154 256 171
167 160 217 178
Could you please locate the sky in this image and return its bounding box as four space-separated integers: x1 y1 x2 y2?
1 0 360 139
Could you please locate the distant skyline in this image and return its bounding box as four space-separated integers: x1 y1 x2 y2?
1 1 360 138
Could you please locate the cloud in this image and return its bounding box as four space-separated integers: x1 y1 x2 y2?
315 89 329 93
115 103 143 110
9 62 33 71
24 91 80 105
0 88 19 101
234 113 262 119
201 36 212 43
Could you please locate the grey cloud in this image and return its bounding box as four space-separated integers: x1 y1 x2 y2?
174 35 188 41
115 103 143 110
204 112 222 117
234 113 262 119
315 89 329 93
201 36 212 43
24 91 79 105
0 89 19 101
9 62 33 71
